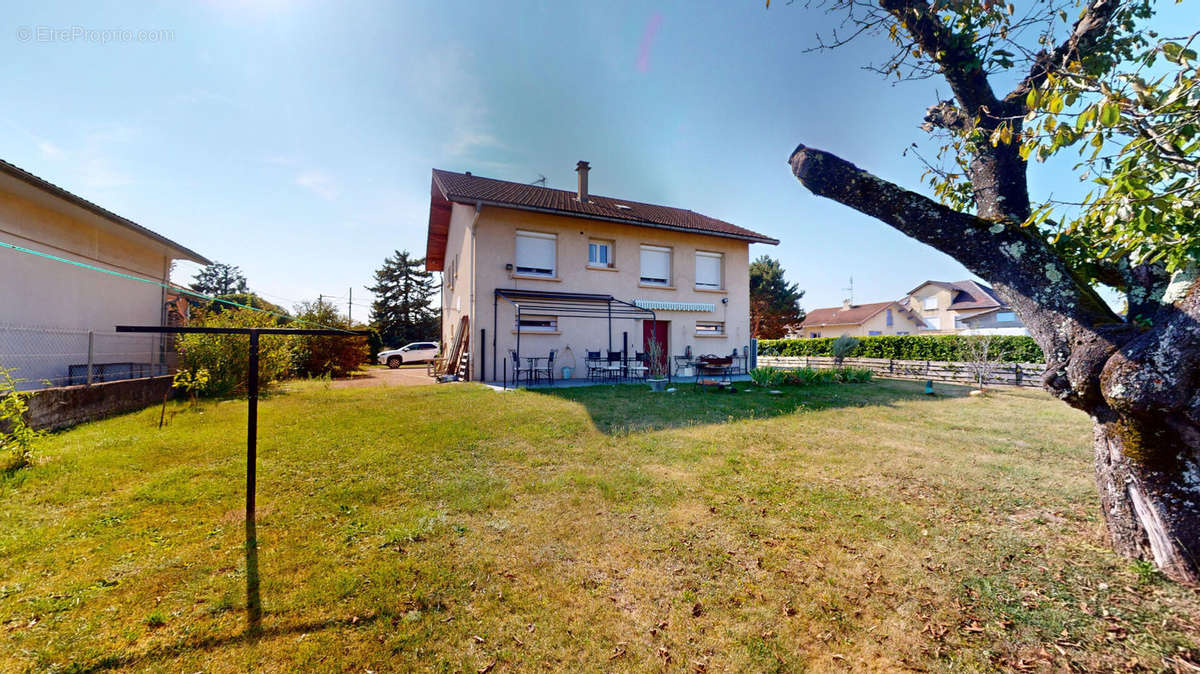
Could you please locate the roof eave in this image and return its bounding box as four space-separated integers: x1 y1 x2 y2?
0 159 211 265
443 194 779 245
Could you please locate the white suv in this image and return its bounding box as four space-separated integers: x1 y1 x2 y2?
378 342 440 368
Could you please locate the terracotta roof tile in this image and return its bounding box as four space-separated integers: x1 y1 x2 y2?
799 301 900 327
431 169 778 244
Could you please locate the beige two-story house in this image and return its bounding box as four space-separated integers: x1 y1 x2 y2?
425 162 778 381
904 280 1028 335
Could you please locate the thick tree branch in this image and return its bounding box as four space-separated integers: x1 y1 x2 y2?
1005 0 1123 106
1124 261 1171 322
879 0 1004 118
789 143 1129 406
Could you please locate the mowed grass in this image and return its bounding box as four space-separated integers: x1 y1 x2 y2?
3 380 1199 672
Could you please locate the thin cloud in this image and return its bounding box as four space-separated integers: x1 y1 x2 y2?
37 140 64 159
296 170 339 200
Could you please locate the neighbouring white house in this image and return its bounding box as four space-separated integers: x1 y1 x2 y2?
904 280 1029 336
425 161 779 381
0 158 210 389
787 279 1029 339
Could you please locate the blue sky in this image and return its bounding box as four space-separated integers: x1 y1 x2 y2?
3 1 1195 316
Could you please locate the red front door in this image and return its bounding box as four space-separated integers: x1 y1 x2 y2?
642 320 669 374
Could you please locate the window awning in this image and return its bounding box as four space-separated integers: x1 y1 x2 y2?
634 300 714 312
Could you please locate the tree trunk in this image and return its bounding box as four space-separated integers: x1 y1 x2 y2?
1093 412 1200 584
788 144 1200 584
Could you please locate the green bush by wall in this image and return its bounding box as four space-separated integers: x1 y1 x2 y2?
757 334 1043 363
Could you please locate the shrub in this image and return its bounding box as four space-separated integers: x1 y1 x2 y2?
835 367 874 383
0 366 43 471
831 335 859 365
758 334 1043 363
172 368 210 408
177 308 295 396
798 367 837 385
749 367 789 387
290 300 369 378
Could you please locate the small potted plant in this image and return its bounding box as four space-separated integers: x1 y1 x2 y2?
646 337 669 392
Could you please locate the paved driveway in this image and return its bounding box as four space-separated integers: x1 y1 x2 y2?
330 366 436 388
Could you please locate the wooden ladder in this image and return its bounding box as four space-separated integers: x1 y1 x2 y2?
438 315 470 380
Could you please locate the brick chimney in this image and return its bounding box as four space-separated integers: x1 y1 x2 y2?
575 161 590 202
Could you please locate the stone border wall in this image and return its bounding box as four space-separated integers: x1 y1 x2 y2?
24 375 176 431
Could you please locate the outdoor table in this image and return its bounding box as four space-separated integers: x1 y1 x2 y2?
525 356 546 381
695 359 734 391
624 358 648 380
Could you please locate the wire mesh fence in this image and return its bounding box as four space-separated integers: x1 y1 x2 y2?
0 323 175 391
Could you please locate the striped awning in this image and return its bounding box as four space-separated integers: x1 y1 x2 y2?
634 300 714 312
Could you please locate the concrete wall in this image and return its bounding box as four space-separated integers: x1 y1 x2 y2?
23 375 175 431
444 204 764 381
437 202 478 364
0 172 176 387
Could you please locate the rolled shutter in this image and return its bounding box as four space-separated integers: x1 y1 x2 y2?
640 246 670 283
695 252 721 288
515 231 556 274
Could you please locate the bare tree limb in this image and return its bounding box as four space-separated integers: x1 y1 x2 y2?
879 0 1004 117
1005 0 1123 106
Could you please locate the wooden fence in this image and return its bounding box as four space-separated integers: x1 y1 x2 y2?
756 355 1045 388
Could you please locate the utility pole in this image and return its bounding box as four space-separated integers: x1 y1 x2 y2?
348 287 352 323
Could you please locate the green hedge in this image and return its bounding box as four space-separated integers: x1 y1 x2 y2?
757 335 1043 363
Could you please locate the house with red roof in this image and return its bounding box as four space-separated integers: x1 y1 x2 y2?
425 161 778 381
790 300 926 339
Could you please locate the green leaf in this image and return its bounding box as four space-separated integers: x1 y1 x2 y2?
1100 103 1121 127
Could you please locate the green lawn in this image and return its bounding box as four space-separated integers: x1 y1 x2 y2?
3 379 1199 671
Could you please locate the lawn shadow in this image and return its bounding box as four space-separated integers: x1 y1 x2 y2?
69 613 387 673
534 377 971 434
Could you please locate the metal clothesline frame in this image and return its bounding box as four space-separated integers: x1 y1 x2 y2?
116 324 369 635
492 288 658 383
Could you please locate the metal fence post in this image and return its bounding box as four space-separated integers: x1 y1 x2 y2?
86 330 95 386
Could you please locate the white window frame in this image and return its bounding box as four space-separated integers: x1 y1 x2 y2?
925 315 941 330
694 251 723 290
515 315 558 333
695 321 724 336
639 245 671 286
588 239 613 268
514 230 557 277
923 295 938 311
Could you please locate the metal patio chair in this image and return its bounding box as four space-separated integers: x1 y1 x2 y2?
535 349 557 384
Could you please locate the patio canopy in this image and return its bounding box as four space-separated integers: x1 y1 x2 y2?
492 288 657 381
